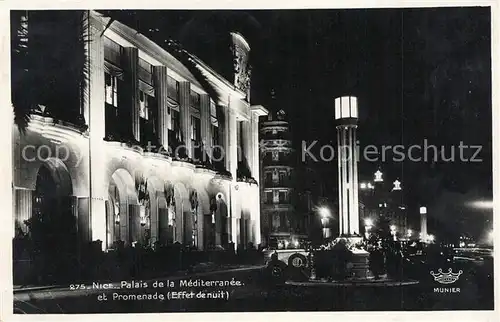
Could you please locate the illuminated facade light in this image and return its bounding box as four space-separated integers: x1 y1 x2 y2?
392 180 402 191
374 170 383 182
360 182 367 189
419 206 427 214
319 207 330 219
367 182 374 189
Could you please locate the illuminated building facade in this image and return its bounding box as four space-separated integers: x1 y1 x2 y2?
260 110 309 247
12 10 267 251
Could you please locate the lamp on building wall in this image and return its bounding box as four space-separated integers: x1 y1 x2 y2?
374 170 383 182
364 218 373 239
140 205 147 227
114 201 120 225
393 180 402 191
318 207 331 238
390 224 397 241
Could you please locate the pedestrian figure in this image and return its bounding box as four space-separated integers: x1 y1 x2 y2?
369 243 384 279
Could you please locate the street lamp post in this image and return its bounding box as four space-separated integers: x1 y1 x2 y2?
420 206 427 242
364 218 373 239
319 207 331 239
390 225 397 241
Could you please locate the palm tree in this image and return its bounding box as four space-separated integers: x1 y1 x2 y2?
11 10 89 133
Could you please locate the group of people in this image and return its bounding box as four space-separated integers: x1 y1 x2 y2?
367 240 404 280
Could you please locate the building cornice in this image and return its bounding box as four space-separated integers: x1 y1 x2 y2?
92 10 245 105
251 105 269 117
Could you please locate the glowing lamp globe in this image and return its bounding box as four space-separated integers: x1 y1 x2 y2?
374 170 383 182
319 207 330 219
335 96 358 121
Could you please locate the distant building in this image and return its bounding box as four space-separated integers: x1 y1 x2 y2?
259 110 312 247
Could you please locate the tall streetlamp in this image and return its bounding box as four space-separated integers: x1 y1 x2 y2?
335 96 360 236
390 224 397 241
364 218 373 239
392 180 402 191
420 206 427 242
319 207 331 239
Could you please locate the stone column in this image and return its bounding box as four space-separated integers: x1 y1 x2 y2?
242 120 252 175
122 47 140 142
14 188 32 234
197 207 204 250
157 207 169 245
129 204 141 244
228 110 238 178
119 201 130 245
351 126 360 235
87 16 107 248
341 127 349 234
251 112 262 245
200 94 211 160
348 127 356 235
223 105 231 171
337 128 343 235
76 196 91 243
215 202 222 246
420 212 427 240
149 196 159 245
152 65 169 149
179 82 192 158
251 114 260 181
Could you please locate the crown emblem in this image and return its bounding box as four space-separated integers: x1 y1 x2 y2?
430 268 463 284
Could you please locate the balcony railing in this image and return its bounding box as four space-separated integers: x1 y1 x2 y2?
264 179 293 188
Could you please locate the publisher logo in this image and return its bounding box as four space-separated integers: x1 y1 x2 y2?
430 268 463 284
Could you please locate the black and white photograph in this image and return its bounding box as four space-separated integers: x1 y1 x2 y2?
6 2 496 316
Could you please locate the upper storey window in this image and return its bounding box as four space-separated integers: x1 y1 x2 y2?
105 73 119 107
103 36 122 67
190 90 200 110
138 58 152 85
167 75 179 102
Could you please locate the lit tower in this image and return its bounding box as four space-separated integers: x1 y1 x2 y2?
420 206 428 241
335 96 359 236
260 109 296 246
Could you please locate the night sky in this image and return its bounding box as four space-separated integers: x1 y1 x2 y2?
110 7 492 238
